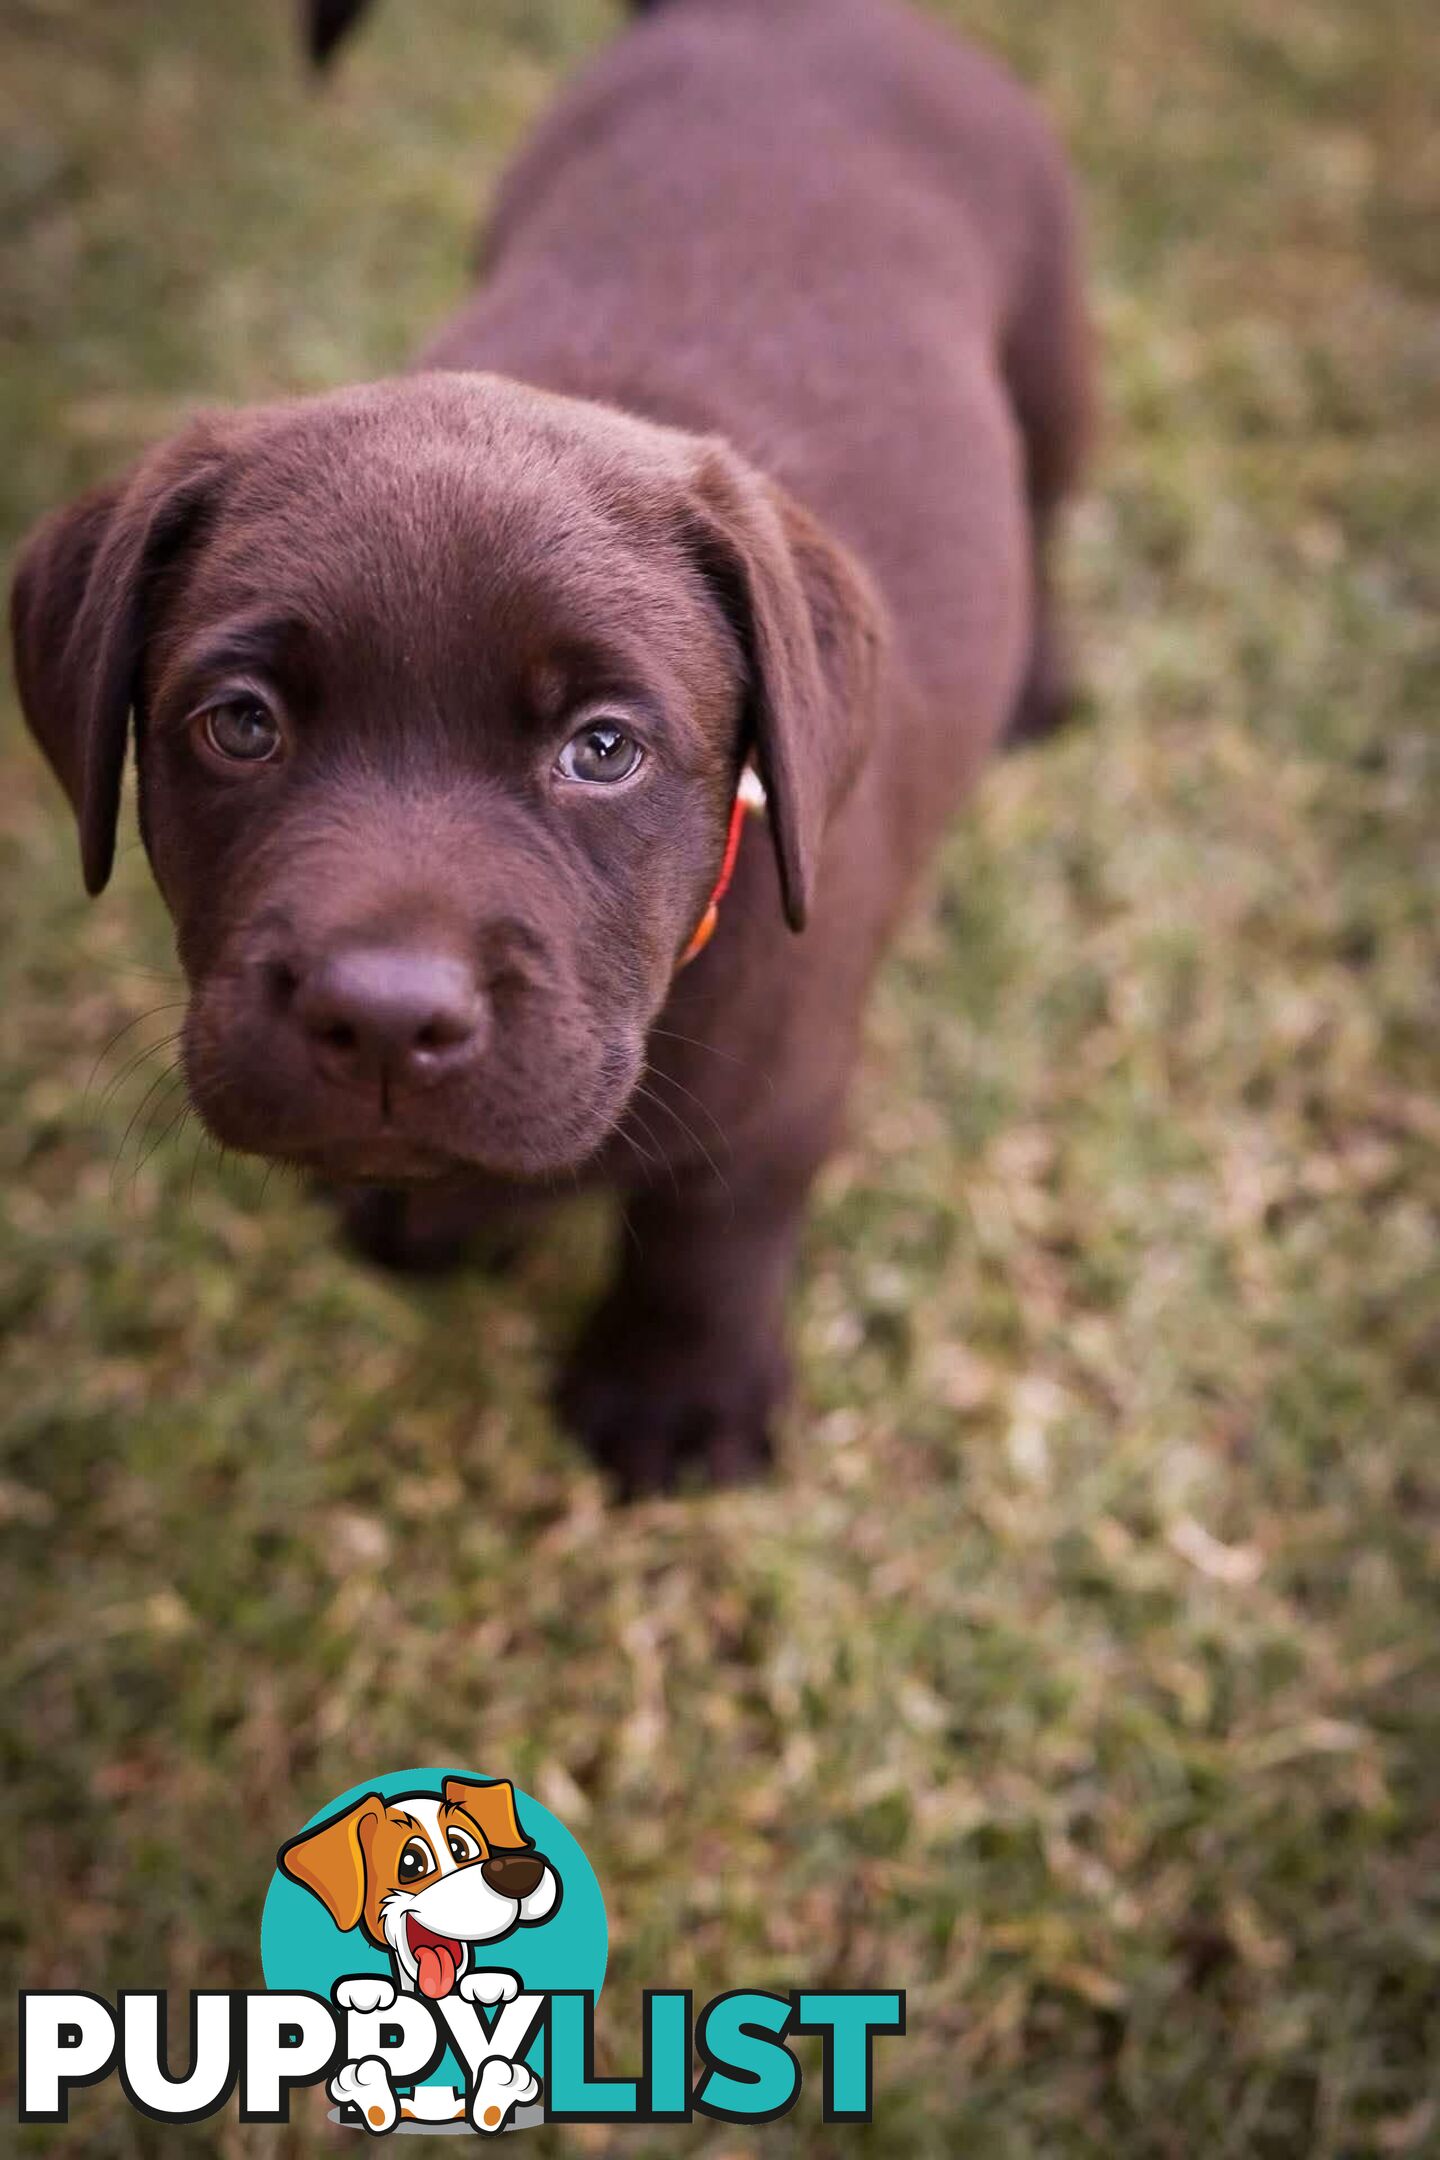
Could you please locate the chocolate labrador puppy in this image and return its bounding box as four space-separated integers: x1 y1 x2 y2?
9 0 1091 1493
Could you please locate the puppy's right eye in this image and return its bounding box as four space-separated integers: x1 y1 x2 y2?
398 1838 433 1883
197 698 284 766
555 720 644 785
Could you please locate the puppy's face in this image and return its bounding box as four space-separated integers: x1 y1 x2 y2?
280 1776 559 2000
11 374 879 1182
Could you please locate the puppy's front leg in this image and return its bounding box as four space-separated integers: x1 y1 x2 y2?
559 1151 817 1496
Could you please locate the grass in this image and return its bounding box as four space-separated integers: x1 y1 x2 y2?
1 0 1437 2152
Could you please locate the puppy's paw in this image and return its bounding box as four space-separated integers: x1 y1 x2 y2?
558 1320 784 1498
1006 610 1082 746
333 1975 397 2016
329 2057 398 2135
459 1968 520 2008
470 2056 540 2134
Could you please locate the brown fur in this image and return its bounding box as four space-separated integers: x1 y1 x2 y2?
10 0 1092 1492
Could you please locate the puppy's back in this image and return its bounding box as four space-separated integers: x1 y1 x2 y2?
425 0 1085 761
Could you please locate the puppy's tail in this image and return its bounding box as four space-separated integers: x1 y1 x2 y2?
303 0 674 71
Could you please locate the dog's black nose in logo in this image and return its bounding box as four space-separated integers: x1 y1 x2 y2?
481 1852 545 1899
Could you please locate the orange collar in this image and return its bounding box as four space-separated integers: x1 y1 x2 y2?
678 766 767 967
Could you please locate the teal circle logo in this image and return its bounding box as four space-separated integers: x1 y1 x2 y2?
261 1768 605 2132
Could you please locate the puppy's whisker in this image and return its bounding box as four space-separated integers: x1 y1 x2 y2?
622 1097 680 1195
186 1122 216 1208
133 1069 189 1159
133 1094 195 1187
642 1063 731 1156
634 1079 732 1208
614 1189 645 1261
611 1126 663 1220
85 1006 186 1106
94 1029 186 1119
616 1108 662 1174
111 962 183 987
107 1058 183 1209
647 1025 767 1083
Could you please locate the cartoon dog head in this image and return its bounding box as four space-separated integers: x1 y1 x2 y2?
279 1777 560 2000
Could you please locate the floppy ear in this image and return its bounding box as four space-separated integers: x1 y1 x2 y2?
277 1793 383 1933
443 1776 532 1853
9 433 225 896
685 446 886 932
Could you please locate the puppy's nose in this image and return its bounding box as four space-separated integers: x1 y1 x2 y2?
480 1853 544 1900
291 944 485 1092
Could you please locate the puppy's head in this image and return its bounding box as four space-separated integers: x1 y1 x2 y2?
11 373 880 1182
279 1775 560 1999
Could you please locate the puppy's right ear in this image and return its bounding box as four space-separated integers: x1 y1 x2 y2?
442 1776 532 1853
682 445 886 934
278 1794 383 1934
9 433 224 896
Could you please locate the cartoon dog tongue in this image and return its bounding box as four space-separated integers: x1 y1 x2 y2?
415 1940 461 1999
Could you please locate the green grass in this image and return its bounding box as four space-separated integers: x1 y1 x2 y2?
2 0 1437 2152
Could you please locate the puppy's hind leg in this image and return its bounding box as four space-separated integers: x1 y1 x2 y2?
1001 144 1095 746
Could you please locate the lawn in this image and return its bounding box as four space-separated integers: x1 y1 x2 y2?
1 0 1437 2153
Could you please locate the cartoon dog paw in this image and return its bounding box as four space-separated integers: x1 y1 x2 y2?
459 1969 520 2009
470 2056 540 2134
329 2056 398 2135
334 1975 398 2016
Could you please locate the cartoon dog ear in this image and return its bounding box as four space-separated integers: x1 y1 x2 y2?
683 443 886 933
9 428 226 896
278 1794 384 1933
442 1777 532 1853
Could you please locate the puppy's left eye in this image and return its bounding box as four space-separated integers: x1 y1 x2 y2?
556 721 644 785
447 1829 480 1864
398 1838 433 1883
198 698 284 766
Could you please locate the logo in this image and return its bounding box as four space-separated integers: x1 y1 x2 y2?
264 1767 604 2133
19 1767 904 2135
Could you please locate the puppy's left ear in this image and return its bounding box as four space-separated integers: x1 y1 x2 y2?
685 446 886 932
9 429 225 896
278 1793 383 1933
443 1776 532 1853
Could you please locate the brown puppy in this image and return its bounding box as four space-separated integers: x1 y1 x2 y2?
10 0 1091 1493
